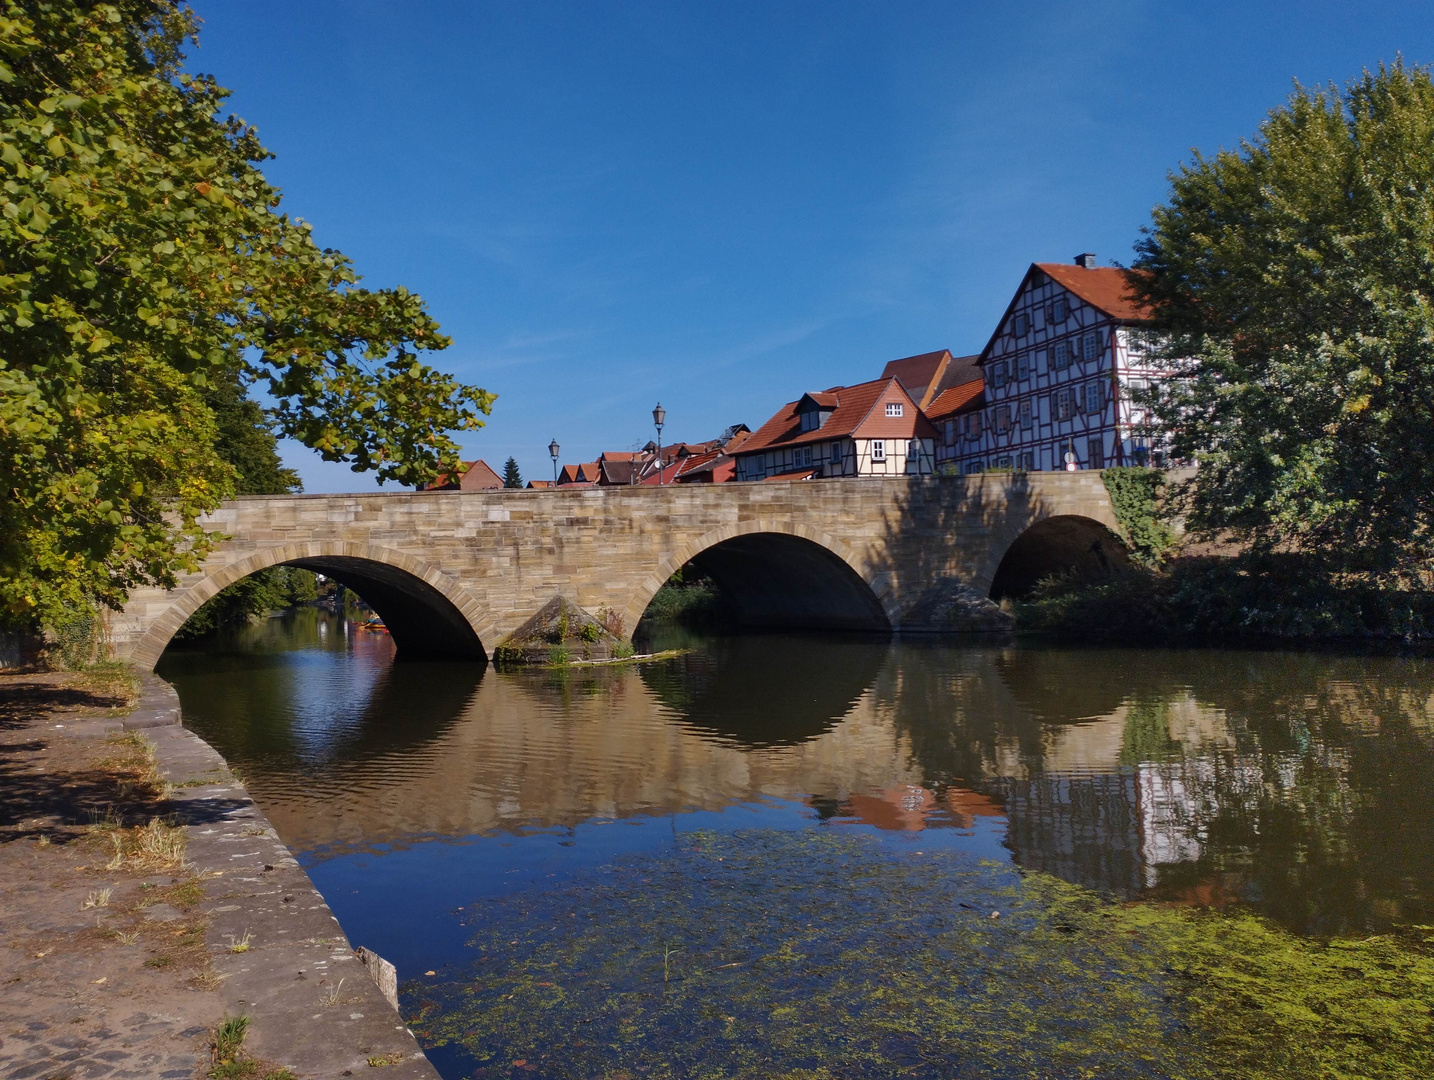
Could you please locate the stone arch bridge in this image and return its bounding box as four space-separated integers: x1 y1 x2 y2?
113 472 1123 669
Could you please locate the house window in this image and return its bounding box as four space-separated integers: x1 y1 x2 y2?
1017 450 1035 471
871 440 886 462
1084 381 1103 415
966 412 983 439
1019 399 1033 429
796 446 811 467
799 410 818 432
1053 388 1074 421
995 407 1011 435
1048 297 1069 323
990 362 1007 389
1087 438 1105 470
1015 352 1030 380
1082 331 1100 361
943 420 955 444
1052 341 1072 370
907 440 918 458
885 402 903 417
830 442 841 463
964 459 982 475
1013 312 1030 336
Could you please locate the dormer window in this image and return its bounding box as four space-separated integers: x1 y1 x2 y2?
885 402 903 417
797 394 835 433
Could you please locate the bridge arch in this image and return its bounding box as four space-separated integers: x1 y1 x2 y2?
983 513 1131 600
128 541 493 670
622 520 896 636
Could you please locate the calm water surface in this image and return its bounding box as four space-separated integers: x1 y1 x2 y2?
157 612 1434 1078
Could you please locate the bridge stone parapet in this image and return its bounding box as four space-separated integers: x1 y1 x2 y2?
114 472 1121 669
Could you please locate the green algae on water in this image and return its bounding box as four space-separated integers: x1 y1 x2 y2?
408 829 1434 1079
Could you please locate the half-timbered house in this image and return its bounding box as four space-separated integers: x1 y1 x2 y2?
733 377 936 481
956 255 1169 473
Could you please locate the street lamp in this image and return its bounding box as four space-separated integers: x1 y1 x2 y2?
652 403 666 485
548 437 560 484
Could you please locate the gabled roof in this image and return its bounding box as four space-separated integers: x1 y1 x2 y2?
526 479 553 489
576 461 602 483
598 459 638 485
930 354 982 397
880 350 951 410
419 458 503 491
1036 263 1152 322
978 262 1155 365
925 379 986 422
737 377 937 456
802 391 840 409
558 463 582 485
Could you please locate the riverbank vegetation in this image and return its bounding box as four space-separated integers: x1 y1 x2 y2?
410 828 1434 1079
641 570 725 628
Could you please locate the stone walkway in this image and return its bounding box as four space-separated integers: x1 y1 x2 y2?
0 672 439 1080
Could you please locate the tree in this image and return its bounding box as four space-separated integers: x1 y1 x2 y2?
1130 62 1434 578
0 2 495 634
502 456 522 488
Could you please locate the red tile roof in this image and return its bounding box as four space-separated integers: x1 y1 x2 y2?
737 377 937 457
419 458 503 491
979 263 1156 366
930 354 982 396
761 468 817 482
558 464 582 485
526 479 554 489
925 379 985 422
880 350 951 409
1035 263 1153 322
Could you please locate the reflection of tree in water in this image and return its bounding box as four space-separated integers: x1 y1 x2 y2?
880 644 1434 934
160 612 485 770
637 635 888 747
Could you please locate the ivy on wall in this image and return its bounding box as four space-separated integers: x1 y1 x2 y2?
1102 467 1176 567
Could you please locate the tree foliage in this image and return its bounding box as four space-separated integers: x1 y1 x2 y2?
0 1 494 632
502 455 522 488
1131 62 1434 577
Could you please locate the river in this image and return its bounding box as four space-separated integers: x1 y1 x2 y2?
156 610 1434 1078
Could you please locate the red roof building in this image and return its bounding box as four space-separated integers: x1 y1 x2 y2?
953 255 1170 474
417 459 503 491
732 377 937 482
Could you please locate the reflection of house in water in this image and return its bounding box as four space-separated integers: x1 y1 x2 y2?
981 694 1257 895
828 784 1006 832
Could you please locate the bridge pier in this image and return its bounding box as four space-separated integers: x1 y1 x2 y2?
111 474 1124 670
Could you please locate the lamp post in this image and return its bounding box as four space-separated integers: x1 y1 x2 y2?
652 403 666 485
548 437 560 484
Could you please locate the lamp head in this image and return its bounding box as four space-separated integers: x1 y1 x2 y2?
548 437 560 460
652 403 665 429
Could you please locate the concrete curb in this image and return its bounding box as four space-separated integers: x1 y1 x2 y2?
133 674 442 1079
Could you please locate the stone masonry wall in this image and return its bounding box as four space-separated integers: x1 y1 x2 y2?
114 472 1118 668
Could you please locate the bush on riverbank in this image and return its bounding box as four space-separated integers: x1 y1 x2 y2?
1015 553 1434 643
641 571 724 628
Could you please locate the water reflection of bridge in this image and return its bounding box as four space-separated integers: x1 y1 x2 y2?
180 628 1434 933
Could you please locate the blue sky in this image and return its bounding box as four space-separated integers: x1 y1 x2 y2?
187 1 1434 490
